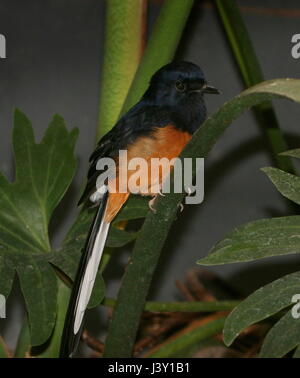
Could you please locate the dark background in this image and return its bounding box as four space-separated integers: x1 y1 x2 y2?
1 0 300 348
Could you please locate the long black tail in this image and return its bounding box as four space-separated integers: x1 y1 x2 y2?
59 189 110 358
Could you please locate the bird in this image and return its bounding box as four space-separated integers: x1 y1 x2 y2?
59 61 219 357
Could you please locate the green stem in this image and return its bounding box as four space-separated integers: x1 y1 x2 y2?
31 1 145 358
103 297 239 312
103 1 194 357
35 281 70 358
214 0 294 173
146 317 226 357
122 0 194 113
97 0 146 139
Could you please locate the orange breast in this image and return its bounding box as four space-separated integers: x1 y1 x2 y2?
105 125 191 222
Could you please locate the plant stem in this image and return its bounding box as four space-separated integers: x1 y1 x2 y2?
122 0 194 113
214 0 294 173
96 0 146 140
36 281 70 358
103 297 239 312
103 1 195 357
146 315 226 357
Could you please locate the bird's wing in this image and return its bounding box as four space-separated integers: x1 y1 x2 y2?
78 102 153 206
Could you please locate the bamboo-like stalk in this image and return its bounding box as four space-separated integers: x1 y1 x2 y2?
96 0 146 140
145 316 226 357
122 0 194 113
103 297 239 312
214 0 294 173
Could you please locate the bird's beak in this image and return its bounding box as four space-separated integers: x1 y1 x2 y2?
202 84 220 94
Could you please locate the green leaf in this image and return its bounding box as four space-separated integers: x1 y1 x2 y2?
147 317 226 358
108 227 138 248
17 255 58 346
105 78 300 357
113 195 149 223
262 167 300 206
14 318 31 358
260 311 300 358
34 281 70 358
198 216 300 266
0 110 78 345
215 0 263 88
280 148 300 159
223 272 300 346
0 254 14 298
215 0 294 173
293 344 300 358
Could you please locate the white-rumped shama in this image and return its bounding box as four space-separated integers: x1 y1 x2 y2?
60 61 219 357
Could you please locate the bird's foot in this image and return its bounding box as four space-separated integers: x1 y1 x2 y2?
185 186 195 196
148 189 165 212
177 202 184 212
148 196 157 213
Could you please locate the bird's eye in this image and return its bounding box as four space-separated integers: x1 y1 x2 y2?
175 80 186 92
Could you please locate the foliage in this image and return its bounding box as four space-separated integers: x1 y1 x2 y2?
1 0 300 359
0 111 144 354
199 149 300 357
103 79 300 357
0 110 78 346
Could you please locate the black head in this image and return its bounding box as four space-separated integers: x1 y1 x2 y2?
143 61 219 133
145 61 219 105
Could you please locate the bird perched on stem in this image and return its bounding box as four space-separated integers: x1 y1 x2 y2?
59 61 219 357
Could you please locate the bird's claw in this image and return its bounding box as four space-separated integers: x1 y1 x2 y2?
186 187 194 196
148 197 157 213
177 203 184 212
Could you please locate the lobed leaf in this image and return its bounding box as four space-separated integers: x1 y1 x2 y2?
0 110 78 345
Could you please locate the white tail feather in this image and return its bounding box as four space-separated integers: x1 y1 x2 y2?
73 219 110 334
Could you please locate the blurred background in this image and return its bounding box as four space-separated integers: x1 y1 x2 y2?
0 0 300 349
